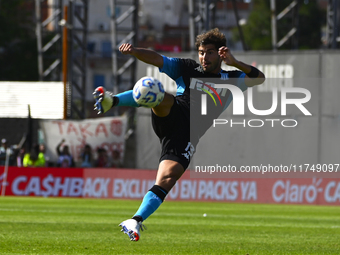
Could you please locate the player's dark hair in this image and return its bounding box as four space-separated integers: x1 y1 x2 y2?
195 28 226 51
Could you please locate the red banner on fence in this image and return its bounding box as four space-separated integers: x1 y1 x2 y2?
1 167 340 205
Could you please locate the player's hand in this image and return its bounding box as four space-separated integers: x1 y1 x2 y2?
218 46 238 66
93 86 113 114
119 43 135 55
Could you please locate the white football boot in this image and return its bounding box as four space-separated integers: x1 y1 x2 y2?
93 86 114 114
119 219 146 241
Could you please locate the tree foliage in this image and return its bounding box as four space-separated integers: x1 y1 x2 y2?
0 0 38 81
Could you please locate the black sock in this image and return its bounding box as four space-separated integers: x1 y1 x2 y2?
112 96 119 107
132 215 143 222
149 185 168 202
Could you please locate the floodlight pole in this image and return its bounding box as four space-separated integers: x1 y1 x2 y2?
110 0 118 96
271 0 277 51
35 0 43 80
62 5 68 119
231 0 247 51
188 0 195 53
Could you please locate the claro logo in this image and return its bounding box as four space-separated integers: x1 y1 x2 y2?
272 179 340 203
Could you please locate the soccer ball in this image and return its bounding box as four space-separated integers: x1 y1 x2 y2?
133 77 165 108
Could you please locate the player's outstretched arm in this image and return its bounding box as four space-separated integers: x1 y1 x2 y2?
218 46 265 87
119 43 164 68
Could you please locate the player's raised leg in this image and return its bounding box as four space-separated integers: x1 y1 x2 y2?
93 77 172 115
119 160 184 241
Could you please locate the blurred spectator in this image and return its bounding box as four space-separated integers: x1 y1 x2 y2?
0 138 14 165
79 144 93 167
39 143 49 166
0 138 8 165
109 150 123 168
95 147 109 167
56 139 75 167
23 144 45 167
16 148 26 167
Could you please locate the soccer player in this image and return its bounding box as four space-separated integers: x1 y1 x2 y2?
93 28 265 241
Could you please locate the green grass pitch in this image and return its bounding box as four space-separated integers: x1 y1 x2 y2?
0 197 340 255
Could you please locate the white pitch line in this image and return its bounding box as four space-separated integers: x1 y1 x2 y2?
0 219 338 230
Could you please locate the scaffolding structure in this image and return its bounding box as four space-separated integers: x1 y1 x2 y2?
36 0 138 119
271 0 299 51
188 0 217 52
35 0 63 81
325 0 340 48
109 0 139 96
188 0 248 52
67 0 88 119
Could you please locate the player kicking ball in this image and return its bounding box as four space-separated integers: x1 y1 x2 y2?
93 28 265 241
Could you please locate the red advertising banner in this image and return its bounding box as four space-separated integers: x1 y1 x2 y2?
1 167 340 205
1 167 83 197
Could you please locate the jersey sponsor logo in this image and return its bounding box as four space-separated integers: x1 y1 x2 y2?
189 78 229 97
198 83 223 107
194 66 204 73
190 78 231 115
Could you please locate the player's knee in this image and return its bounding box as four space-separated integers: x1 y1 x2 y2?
156 160 184 191
156 175 178 192
152 93 174 117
